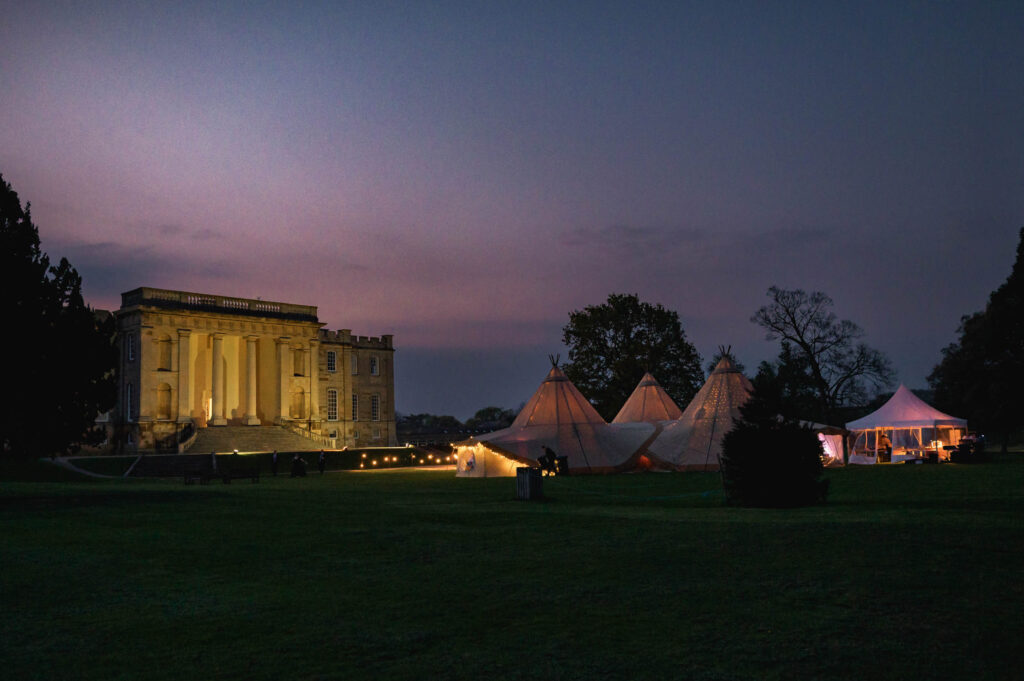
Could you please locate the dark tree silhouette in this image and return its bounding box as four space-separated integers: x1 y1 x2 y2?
929 228 1024 452
0 174 117 457
750 341 825 423
464 406 516 432
752 287 894 424
561 293 704 421
720 386 827 508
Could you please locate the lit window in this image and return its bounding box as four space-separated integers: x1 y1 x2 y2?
351 394 358 421
326 350 337 373
351 354 358 375
127 334 135 361
371 394 380 421
327 389 338 421
370 356 379 376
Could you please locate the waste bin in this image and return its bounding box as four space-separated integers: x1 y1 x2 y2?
516 467 543 500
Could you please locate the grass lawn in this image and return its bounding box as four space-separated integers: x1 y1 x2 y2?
1 454 1022 680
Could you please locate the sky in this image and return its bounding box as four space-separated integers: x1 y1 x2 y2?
2 1 1022 420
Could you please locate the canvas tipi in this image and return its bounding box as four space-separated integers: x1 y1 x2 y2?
612 372 683 423
646 353 753 471
454 360 656 477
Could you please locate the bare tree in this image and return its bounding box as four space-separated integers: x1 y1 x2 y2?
752 287 894 422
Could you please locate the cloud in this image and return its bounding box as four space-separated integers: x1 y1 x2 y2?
48 237 248 310
129 221 223 240
559 223 705 251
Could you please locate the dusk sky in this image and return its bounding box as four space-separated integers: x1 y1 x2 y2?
3 1 1023 419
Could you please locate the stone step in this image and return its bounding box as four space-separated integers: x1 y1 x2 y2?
188 426 325 453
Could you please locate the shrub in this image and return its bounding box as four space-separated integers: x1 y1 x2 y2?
720 390 827 508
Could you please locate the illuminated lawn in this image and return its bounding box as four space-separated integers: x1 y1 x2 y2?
2 455 1022 681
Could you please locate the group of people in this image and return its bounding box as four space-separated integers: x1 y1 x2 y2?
270 450 327 477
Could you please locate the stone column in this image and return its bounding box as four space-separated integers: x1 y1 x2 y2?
210 333 227 426
244 335 260 425
308 339 320 426
176 330 192 423
276 337 290 423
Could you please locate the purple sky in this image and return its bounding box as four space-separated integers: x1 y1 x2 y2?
3 2 1022 419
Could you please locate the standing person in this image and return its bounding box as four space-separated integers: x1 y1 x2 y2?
318 450 326 475
271 450 279 477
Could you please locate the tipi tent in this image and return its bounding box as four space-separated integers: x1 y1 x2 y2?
646 354 753 471
846 384 966 464
454 364 656 477
612 373 683 423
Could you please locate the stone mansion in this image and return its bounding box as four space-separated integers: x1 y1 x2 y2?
113 287 396 450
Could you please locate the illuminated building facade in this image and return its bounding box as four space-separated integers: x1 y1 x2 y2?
113 287 396 450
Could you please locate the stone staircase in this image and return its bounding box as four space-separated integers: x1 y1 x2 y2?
188 426 326 454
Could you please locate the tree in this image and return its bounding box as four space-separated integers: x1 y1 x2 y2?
0 174 117 457
750 341 824 423
561 293 704 421
396 413 464 434
464 406 516 432
752 287 894 424
929 228 1024 451
720 387 827 508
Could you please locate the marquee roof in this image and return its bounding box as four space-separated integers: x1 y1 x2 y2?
845 384 967 430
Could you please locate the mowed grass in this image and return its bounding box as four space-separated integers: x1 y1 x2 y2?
2 455 1022 681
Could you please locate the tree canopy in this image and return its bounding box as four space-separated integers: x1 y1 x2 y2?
749 341 823 423
752 287 894 424
0 174 117 457
561 293 704 421
929 228 1024 451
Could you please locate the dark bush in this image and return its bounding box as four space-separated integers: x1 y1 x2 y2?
720 390 827 508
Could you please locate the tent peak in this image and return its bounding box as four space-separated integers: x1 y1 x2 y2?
711 351 742 374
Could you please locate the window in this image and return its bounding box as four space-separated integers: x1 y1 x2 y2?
353 430 359 440
326 350 337 373
293 348 304 376
351 394 358 421
327 389 338 421
371 394 380 421
157 336 172 371
372 428 381 440
351 354 359 375
370 356 379 376
125 382 133 421
126 334 135 361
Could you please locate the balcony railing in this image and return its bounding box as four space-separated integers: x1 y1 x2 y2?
121 287 318 323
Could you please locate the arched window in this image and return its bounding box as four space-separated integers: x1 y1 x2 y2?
157 335 172 371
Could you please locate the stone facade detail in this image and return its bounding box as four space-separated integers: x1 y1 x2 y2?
112 287 396 451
